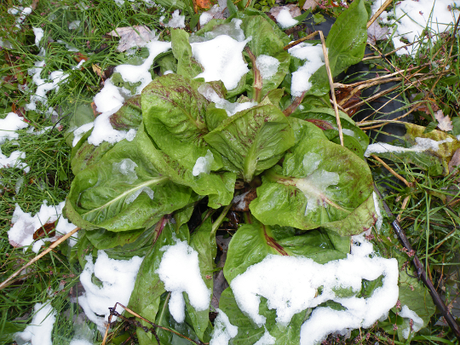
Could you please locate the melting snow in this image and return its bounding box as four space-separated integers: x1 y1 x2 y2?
79 251 143 332
230 234 399 345
364 137 454 157
192 149 214 176
400 305 424 339
0 113 29 144
192 35 251 90
112 158 138 183
156 240 211 323
256 55 280 80
15 302 56 345
125 186 154 204
254 328 276 345
161 9 186 28
210 309 239 345
77 40 171 146
288 42 325 96
198 84 257 116
276 8 299 28
7 201 77 253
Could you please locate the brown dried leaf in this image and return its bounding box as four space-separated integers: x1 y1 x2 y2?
108 26 156 52
435 110 453 132
302 0 319 10
33 221 57 240
448 148 460 173
367 21 389 45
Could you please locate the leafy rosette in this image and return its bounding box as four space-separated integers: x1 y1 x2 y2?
250 122 376 235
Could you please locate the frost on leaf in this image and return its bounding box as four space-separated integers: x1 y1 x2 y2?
297 153 340 215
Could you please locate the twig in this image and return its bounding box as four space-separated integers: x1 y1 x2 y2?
373 186 460 341
108 302 204 345
397 195 411 222
318 30 343 146
367 0 393 29
283 31 320 50
0 227 80 291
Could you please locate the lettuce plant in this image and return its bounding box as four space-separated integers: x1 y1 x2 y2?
64 1 434 343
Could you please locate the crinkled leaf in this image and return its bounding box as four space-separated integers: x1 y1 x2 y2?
241 15 290 100
308 0 368 95
298 107 369 152
70 96 143 174
70 130 114 175
204 104 295 182
129 219 189 345
84 226 155 260
142 74 223 170
65 138 194 231
250 138 375 234
224 220 349 283
171 29 203 79
137 124 235 208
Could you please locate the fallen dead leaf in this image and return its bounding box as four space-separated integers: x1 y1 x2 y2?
367 21 389 45
108 26 156 52
302 0 319 11
435 110 453 132
33 221 57 240
448 148 460 173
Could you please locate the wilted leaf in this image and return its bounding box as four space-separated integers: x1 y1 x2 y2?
435 110 453 132
302 0 319 11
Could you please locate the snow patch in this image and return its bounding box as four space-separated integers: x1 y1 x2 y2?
156 240 211 323
210 309 239 345
230 235 399 345
254 328 276 345
0 112 29 144
198 84 257 116
371 0 459 57
192 149 214 176
256 55 280 80
113 158 138 183
400 305 424 339
276 9 299 28
79 251 143 332
192 35 251 90
288 43 325 96
364 137 454 157
8 201 77 253
162 10 186 28
15 302 56 345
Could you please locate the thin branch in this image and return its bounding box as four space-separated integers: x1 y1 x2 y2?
319 30 343 146
0 227 80 291
373 186 460 341
367 0 393 29
283 31 320 50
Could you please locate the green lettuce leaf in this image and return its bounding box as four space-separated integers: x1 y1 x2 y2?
240 15 290 101
129 219 189 345
308 0 369 95
204 103 295 182
171 29 203 79
249 137 375 235
65 137 194 231
218 288 306 345
142 74 223 170
223 220 349 283
137 124 235 208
